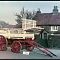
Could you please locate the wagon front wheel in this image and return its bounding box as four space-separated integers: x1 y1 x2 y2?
11 41 22 53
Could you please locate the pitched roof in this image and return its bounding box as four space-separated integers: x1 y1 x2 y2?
34 13 60 25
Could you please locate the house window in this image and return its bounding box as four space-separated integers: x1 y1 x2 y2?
51 26 58 31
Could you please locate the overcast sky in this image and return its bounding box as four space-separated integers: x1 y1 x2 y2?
0 1 60 25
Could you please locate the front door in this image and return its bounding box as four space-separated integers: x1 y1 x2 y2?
44 33 47 39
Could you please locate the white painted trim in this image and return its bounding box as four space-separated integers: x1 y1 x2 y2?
51 26 58 31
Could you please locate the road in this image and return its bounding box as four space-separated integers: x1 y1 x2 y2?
0 47 60 59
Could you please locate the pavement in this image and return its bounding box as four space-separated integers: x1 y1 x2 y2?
0 47 60 59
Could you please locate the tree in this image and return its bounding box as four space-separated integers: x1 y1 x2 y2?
32 8 41 20
15 7 37 28
15 14 22 28
32 10 36 20
26 11 31 19
0 21 9 28
20 7 25 18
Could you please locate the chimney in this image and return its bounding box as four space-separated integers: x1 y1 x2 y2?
37 8 41 13
53 6 58 15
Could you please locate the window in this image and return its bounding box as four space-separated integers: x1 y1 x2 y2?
51 26 58 31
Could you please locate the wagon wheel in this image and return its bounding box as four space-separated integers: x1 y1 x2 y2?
1 43 7 51
26 45 34 51
26 40 34 51
0 35 7 51
11 41 22 53
2 38 8 51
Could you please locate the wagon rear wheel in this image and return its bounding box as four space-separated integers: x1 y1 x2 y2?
11 41 22 53
0 35 7 51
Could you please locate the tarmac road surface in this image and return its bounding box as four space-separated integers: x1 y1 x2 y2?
0 47 59 59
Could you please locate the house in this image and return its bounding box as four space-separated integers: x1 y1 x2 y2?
33 6 60 38
33 6 60 48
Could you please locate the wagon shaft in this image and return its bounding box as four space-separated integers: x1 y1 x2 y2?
33 41 57 57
